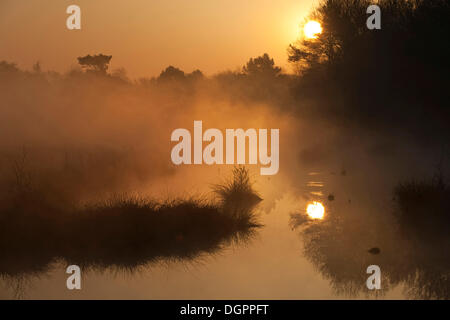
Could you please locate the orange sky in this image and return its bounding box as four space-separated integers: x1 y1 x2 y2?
0 0 316 78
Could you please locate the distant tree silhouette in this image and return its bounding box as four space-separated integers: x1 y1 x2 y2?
0 61 19 74
77 54 112 74
243 53 281 77
187 69 204 81
157 66 185 82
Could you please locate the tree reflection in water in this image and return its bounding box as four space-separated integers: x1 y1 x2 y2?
291 175 450 299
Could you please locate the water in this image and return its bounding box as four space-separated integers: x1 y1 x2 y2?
0 129 447 299
0 166 411 299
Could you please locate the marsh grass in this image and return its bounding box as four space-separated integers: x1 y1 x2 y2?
0 167 262 278
213 167 262 225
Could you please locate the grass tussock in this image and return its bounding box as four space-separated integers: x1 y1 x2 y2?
213 167 262 224
0 167 262 278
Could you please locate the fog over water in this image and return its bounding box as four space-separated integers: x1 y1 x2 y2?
0 65 444 299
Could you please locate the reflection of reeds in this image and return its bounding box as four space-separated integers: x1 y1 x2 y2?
0 167 262 279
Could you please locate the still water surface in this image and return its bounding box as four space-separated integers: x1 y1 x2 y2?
2 155 426 300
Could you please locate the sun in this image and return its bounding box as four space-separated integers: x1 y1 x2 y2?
306 201 325 219
304 20 322 39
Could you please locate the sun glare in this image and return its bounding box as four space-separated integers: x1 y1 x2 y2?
304 20 322 39
306 201 325 219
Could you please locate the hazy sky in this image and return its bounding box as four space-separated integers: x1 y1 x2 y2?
0 0 317 78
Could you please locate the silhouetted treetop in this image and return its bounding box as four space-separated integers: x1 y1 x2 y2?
77 54 112 74
187 69 204 81
158 66 185 82
243 53 281 77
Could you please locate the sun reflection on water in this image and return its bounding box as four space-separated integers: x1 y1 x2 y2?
306 201 325 219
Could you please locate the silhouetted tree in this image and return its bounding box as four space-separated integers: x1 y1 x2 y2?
289 0 450 142
288 0 374 73
243 53 281 77
77 54 112 74
157 66 185 82
187 69 204 81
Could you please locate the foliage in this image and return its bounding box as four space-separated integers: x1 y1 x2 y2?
77 54 113 74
